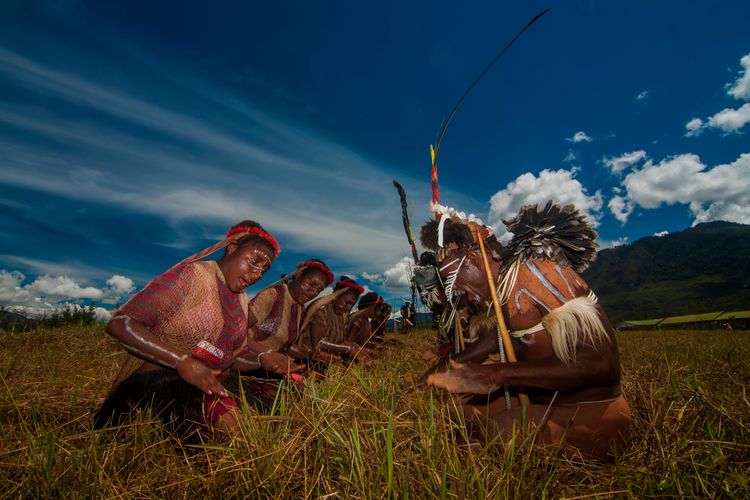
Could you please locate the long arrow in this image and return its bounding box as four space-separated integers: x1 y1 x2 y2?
430 8 551 213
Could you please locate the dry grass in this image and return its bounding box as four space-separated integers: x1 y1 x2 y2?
1 326 748 498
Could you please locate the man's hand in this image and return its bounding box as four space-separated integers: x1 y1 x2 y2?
426 360 500 394
176 356 229 397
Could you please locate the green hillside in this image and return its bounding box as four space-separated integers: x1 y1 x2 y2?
582 221 750 323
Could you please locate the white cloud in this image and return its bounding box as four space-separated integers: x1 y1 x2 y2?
685 117 705 137
92 307 112 321
602 150 647 175
0 268 133 318
599 237 629 249
102 275 135 304
727 53 750 100
382 257 413 290
686 53 750 138
608 194 635 224
105 275 135 295
653 230 669 237
360 272 383 282
563 150 578 163
636 90 649 101
704 103 750 135
566 131 593 143
26 275 104 300
487 168 603 238
613 153 750 225
690 200 750 226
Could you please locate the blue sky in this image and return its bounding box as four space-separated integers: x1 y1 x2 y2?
1 0 749 317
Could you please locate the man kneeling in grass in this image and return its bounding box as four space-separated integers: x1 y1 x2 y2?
422 202 632 460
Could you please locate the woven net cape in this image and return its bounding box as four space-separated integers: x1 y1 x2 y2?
501 200 599 273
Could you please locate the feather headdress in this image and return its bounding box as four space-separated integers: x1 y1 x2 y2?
501 200 598 272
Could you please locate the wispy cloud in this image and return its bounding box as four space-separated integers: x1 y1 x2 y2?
602 150 647 175
566 131 593 143
636 90 649 101
727 53 750 100
0 47 441 271
608 194 635 224
563 149 579 164
684 117 704 137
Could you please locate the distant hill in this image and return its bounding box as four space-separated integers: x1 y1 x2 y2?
582 221 750 323
0 309 37 332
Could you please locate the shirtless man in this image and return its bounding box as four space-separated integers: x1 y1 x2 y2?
423 203 631 460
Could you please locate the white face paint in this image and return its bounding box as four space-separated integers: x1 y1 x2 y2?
113 315 187 369
248 249 271 271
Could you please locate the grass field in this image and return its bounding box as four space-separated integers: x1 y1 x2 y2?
1 326 748 498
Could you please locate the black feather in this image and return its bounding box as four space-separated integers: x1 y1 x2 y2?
502 201 599 272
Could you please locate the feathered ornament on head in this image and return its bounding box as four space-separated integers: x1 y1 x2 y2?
501 200 599 272
420 204 495 259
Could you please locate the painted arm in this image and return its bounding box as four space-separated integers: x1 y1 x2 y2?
428 330 619 395
230 354 261 371
107 315 228 397
307 316 352 355
242 317 305 374
420 321 498 381
229 336 261 371
287 345 313 360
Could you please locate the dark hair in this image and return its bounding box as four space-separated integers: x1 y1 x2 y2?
225 220 275 256
358 291 380 310
419 218 474 251
419 251 437 266
298 259 330 280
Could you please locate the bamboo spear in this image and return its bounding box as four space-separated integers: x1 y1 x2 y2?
475 228 530 407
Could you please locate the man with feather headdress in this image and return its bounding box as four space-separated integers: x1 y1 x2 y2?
424 201 632 460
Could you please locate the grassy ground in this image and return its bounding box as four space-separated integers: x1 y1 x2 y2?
1 326 748 498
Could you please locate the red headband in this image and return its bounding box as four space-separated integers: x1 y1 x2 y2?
335 279 364 295
296 260 334 285
226 226 280 257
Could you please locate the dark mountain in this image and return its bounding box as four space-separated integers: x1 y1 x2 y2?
582 221 750 323
0 309 36 332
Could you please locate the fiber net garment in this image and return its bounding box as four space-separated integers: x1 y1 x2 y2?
298 291 349 348
248 283 302 352
300 303 348 347
346 306 374 345
110 260 249 388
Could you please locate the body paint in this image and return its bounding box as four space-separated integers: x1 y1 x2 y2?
113 315 187 368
